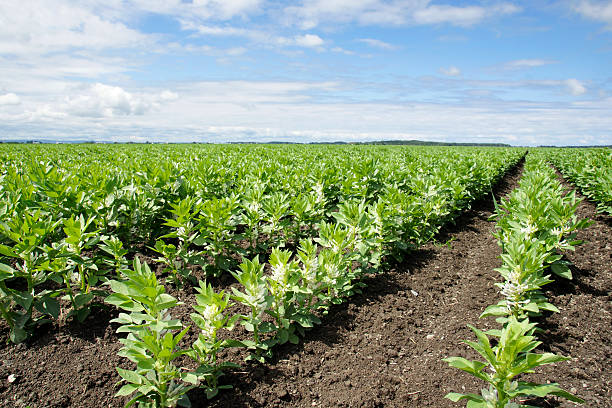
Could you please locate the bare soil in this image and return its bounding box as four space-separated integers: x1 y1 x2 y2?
1 159 610 408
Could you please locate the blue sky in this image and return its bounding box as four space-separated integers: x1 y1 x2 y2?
1 0 611 146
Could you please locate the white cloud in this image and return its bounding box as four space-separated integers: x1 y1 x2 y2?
0 93 21 105
574 1 612 29
35 83 179 119
500 59 558 70
565 78 587 95
178 21 255 37
97 0 263 22
439 66 461 76
331 47 356 55
180 21 325 49
284 1 521 28
0 1 149 55
358 38 397 50
284 0 423 28
292 34 325 47
63 84 149 117
413 5 486 26
413 3 520 27
189 0 262 20
159 90 179 101
3 78 611 146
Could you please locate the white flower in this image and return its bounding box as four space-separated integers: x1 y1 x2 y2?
200 304 220 321
248 201 260 213
271 263 286 283
520 223 538 235
313 183 325 203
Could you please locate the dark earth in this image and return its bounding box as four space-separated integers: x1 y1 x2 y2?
1 157 610 408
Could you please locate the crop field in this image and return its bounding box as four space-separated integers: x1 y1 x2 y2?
0 144 610 408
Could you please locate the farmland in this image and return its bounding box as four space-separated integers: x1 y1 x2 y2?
0 144 610 407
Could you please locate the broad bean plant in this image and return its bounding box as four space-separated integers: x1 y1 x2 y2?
445 154 587 407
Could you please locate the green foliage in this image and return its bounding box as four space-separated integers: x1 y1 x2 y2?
0 143 531 400
0 210 60 342
188 281 240 399
538 148 612 215
230 256 275 362
196 195 241 276
443 317 583 408
484 157 590 321
99 235 130 278
105 259 196 407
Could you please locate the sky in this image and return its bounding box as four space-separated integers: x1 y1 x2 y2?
1 0 611 146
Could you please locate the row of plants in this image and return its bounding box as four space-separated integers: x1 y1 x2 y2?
0 145 524 343
91 148 527 407
536 148 612 215
104 160 528 407
444 155 589 407
105 225 373 406
0 144 516 246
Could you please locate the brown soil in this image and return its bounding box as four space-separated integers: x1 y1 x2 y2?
1 159 610 408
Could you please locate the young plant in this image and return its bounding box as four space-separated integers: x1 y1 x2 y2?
196 196 241 276
105 258 197 408
293 239 324 328
332 199 377 274
239 184 265 255
61 214 103 321
315 222 361 304
443 317 583 408
99 235 130 278
0 210 60 342
230 257 275 362
155 197 202 285
481 234 558 322
151 240 185 288
266 248 301 345
261 192 291 249
189 281 240 399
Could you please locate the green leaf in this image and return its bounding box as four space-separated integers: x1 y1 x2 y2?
181 372 199 385
0 244 17 258
74 292 94 308
480 303 509 318
0 262 14 280
75 307 91 323
523 302 540 313
444 392 485 404
156 293 178 310
117 368 145 385
116 383 140 397
259 321 275 333
522 352 569 371
468 325 496 365
105 293 144 312
277 329 289 344
515 382 584 403
34 296 60 320
11 291 34 310
221 339 247 348
10 326 27 344
551 262 572 279
293 313 315 328
442 357 488 381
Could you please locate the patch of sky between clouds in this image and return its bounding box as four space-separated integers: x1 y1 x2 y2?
137 12 182 34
